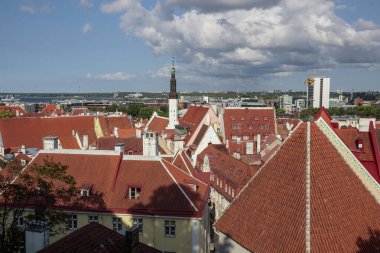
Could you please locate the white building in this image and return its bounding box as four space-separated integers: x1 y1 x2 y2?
308 77 330 109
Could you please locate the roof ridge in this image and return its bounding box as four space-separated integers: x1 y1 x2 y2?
159 160 198 212
305 122 311 253
215 121 305 223
179 152 193 176
316 117 380 201
162 159 207 187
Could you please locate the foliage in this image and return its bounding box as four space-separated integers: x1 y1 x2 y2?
138 107 155 119
126 103 145 117
0 158 105 252
299 106 380 119
276 108 286 115
0 111 13 119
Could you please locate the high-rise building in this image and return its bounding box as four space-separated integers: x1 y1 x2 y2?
307 77 330 109
167 64 179 129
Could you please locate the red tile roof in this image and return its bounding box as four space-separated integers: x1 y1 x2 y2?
38 223 160 253
0 116 95 152
215 122 380 252
223 108 276 142
0 106 27 116
172 151 198 176
99 116 133 136
118 128 136 138
71 107 89 116
29 152 209 217
41 104 65 116
96 137 143 154
146 116 168 133
192 124 209 149
179 106 209 144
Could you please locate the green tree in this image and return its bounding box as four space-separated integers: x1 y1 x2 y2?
276 108 286 115
138 107 155 119
126 103 145 117
0 158 105 252
0 111 13 118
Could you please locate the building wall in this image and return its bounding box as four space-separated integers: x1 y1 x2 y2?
168 98 178 129
192 126 222 166
94 117 104 138
312 77 330 109
216 232 250 253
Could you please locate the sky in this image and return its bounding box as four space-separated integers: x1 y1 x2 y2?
0 0 380 93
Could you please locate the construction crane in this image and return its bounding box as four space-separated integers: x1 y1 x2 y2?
304 74 315 108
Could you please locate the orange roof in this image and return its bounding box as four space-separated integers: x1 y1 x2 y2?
223 108 276 141
146 116 168 133
71 108 89 116
99 116 133 136
41 104 65 116
0 106 27 116
172 151 198 176
118 128 136 138
215 122 380 252
96 137 143 154
0 116 95 151
29 152 209 217
179 106 209 144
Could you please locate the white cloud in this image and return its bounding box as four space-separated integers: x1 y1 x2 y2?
82 23 93 34
20 5 53 15
79 0 93 8
87 72 135 81
102 0 380 88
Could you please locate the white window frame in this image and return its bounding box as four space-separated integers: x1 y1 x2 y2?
133 218 143 235
80 189 89 197
129 187 141 199
164 220 176 237
67 215 77 230
14 212 24 227
88 215 98 223
112 217 122 231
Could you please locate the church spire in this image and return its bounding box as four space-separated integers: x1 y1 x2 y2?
169 57 178 99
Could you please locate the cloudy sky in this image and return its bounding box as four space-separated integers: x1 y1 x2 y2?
1 0 380 93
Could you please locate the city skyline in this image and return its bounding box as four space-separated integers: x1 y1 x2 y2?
1 0 380 93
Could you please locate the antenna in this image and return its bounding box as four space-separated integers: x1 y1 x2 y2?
172 56 175 68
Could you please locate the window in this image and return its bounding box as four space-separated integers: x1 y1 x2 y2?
216 178 219 186
220 180 223 188
164 220 176 237
232 135 238 140
228 186 231 195
80 189 89 197
14 212 24 227
243 135 249 140
133 218 143 234
21 159 26 166
88 215 98 223
128 187 141 199
249 125 253 130
67 215 77 229
232 189 235 198
128 151 133 155
112 217 122 231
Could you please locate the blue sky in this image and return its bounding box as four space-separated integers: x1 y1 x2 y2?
0 0 379 93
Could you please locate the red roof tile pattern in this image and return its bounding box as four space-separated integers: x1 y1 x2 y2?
146 116 168 133
172 151 198 176
223 108 276 142
99 116 133 137
118 128 137 138
96 137 143 154
192 124 209 149
38 223 160 253
30 152 209 217
215 122 380 252
276 117 300 140
71 107 89 116
41 104 65 116
179 106 209 144
0 106 27 116
0 116 95 152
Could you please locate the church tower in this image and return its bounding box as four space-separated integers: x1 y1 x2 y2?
167 59 179 129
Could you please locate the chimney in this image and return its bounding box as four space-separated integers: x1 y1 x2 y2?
82 135 89 149
20 145 26 154
43 136 58 150
226 139 229 149
72 130 76 137
114 127 119 137
136 128 142 138
174 140 184 154
115 143 125 153
256 134 261 154
125 224 139 253
143 132 158 156
25 220 50 253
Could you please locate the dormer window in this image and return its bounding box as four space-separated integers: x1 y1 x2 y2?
255 117 259 120
80 189 89 197
128 187 141 199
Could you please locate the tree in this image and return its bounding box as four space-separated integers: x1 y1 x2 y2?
126 103 145 117
0 158 105 252
0 111 13 118
138 107 155 119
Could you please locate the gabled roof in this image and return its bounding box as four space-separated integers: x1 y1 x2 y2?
0 116 95 152
146 116 168 133
179 106 209 144
99 116 133 136
38 223 160 253
41 104 65 116
29 151 209 217
276 117 300 139
198 145 254 186
172 151 198 176
71 107 89 116
192 124 209 149
215 122 380 252
223 107 276 141
0 106 27 116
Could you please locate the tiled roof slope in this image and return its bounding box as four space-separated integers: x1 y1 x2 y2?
215 122 380 252
30 152 208 217
146 116 168 133
0 106 27 116
96 137 143 154
99 116 133 136
179 106 209 143
41 104 65 116
38 223 160 253
172 151 198 176
223 107 276 141
0 116 95 151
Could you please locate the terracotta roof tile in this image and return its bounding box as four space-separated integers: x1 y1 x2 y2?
99 116 133 136
0 116 95 151
0 106 27 116
38 223 160 253
96 137 143 154
41 104 65 116
179 106 209 144
146 116 168 133
215 122 380 252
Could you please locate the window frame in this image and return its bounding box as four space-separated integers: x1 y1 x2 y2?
112 217 122 231
67 214 77 230
164 220 176 237
88 215 98 223
133 218 143 235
